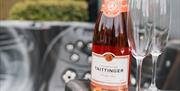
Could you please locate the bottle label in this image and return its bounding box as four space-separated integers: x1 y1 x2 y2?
91 52 130 87
101 0 128 17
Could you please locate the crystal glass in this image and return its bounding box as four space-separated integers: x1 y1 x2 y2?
127 0 152 91
148 0 171 90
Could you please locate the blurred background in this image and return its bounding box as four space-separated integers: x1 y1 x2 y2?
0 0 98 22
0 0 180 91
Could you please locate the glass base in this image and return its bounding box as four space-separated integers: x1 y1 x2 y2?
145 85 159 91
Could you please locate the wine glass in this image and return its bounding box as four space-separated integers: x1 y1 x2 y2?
148 0 171 90
127 0 152 91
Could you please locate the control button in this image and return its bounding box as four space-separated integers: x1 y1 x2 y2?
62 70 77 83
65 43 74 52
82 42 92 55
70 53 80 62
83 72 91 80
76 40 84 48
87 42 92 50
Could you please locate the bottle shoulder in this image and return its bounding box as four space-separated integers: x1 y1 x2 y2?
94 12 127 29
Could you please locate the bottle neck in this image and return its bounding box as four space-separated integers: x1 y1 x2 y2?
101 0 128 17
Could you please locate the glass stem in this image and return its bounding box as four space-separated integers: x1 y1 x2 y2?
150 54 159 87
136 58 143 91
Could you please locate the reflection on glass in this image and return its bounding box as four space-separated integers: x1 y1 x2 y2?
148 0 171 90
127 0 152 91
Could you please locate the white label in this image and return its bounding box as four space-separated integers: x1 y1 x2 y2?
91 52 129 86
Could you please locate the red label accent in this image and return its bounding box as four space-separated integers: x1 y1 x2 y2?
104 54 114 62
101 0 128 17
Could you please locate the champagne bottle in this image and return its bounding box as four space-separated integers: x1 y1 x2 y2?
90 0 131 91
